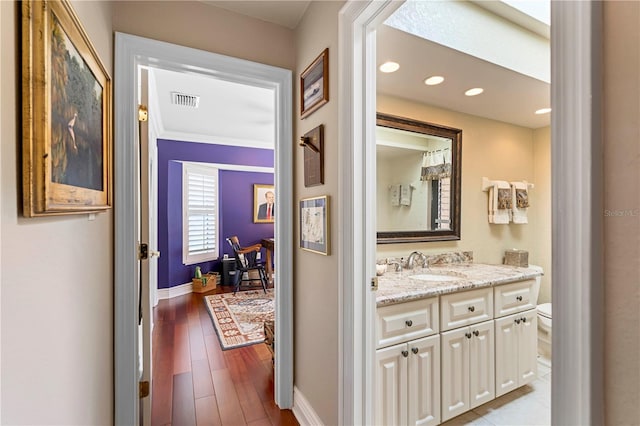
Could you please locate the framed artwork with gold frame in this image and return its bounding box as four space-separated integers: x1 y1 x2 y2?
300 48 329 119
254 184 275 223
22 0 112 216
299 195 329 255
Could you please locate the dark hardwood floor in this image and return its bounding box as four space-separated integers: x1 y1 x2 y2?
151 284 298 426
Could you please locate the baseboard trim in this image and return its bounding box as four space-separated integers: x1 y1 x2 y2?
156 282 193 300
292 386 324 426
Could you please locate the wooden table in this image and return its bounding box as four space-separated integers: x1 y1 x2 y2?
261 238 274 284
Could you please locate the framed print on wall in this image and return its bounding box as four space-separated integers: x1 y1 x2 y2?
300 48 329 119
22 0 112 217
299 195 329 255
254 184 275 223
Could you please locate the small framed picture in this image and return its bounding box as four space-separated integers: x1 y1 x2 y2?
300 48 329 119
299 195 329 255
254 184 275 223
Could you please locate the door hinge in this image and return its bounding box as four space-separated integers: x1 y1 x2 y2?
371 276 379 291
139 243 148 260
139 381 150 398
138 104 148 122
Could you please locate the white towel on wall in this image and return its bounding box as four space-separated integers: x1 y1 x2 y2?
510 181 530 224
390 184 400 206
400 184 412 206
488 181 511 224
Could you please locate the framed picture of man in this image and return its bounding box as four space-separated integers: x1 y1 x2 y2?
254 184 275 223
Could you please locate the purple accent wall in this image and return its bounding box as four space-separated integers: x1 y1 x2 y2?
158 139 274 289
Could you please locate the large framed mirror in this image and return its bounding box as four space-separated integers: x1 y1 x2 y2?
376 113 462 243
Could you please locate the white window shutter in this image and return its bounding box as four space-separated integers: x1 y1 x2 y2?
182 164 219 264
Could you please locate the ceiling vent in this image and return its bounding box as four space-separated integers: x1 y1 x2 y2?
171 92 200 108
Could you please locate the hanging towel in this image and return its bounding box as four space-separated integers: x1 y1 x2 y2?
510 181 530 224
488 181 511 224
389 184 400 206
400 184 412 206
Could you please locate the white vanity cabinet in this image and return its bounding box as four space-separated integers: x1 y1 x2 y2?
440 320 495 422
495 308 538 397
376 268 542 425
493 279 539 397
375 297 441 426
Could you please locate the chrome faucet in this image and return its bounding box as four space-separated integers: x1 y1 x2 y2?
407 251 427 269
387 257 404 272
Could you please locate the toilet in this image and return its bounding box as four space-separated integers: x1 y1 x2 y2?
537 302 552 361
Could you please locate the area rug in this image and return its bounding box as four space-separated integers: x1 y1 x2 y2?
204 289 274 350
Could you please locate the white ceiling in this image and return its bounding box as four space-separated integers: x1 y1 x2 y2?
151 1 550 148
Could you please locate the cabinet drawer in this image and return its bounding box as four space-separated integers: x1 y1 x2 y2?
494 279 540 318
440 288 493 332
376 297 439 349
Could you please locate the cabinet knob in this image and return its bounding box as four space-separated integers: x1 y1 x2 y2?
516 295 523 301
465 332 472 339
405 320 413 327
473 330 479 337
468 306 475 312
402 350 409 358
411 347 419 354
515 318 521 324
521 317 527 323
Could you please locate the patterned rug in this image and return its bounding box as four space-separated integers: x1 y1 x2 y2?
204 289 274 350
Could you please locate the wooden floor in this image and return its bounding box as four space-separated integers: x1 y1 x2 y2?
151 284 298 426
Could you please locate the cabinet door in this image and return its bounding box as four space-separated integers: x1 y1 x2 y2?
469 320 495 409
495 315 519 397
408 335 440 426
376 343 408 426
517 310 538 386
441 328 469 422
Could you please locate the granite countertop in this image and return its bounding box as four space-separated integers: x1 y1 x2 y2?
376 263 543 307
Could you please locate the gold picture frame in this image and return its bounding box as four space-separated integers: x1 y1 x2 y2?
254 184 275 223
300 48 329 119
299 195 329 255
22 0 112 216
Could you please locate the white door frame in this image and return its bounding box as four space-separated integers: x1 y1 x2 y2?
114 33 294 425
338 1 604 425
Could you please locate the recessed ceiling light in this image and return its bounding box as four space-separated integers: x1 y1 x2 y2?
379 61 400 73
535 108 552 115
424 76 445 86
465 88 484 97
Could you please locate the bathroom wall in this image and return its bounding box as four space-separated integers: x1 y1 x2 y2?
157 139 274 289
376 95 550 276
533 126 551 303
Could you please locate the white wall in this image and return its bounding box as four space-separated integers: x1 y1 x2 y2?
1 1 114 424
294 1 345 424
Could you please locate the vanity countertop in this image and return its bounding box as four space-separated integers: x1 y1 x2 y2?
376 263 543 307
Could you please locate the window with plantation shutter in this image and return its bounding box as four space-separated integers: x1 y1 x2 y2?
182 163 219 265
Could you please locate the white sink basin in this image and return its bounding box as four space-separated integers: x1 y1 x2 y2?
410 274 462 282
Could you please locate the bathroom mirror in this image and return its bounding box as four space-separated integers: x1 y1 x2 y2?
376 113 462 243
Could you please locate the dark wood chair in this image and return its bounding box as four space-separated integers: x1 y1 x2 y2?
226 236 268 294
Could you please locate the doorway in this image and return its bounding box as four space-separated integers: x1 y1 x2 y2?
114 33 294 424
338 1 603 425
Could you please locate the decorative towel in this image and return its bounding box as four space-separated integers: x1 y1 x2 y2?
389 184 400 206
510 181 530 224
400 184 412 206
488 181 511 224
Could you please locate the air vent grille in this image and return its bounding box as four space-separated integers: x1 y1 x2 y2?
171 92 200 108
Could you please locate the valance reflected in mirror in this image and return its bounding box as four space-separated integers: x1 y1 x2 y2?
376 113 461 243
